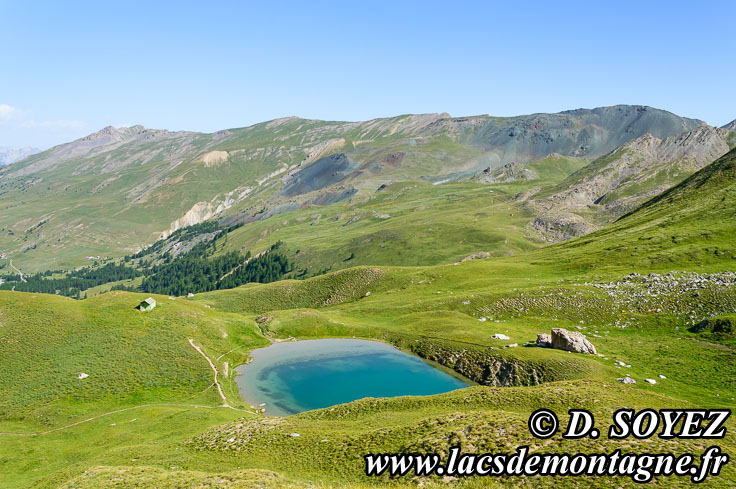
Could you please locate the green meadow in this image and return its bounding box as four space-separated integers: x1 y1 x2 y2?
1 149 735 488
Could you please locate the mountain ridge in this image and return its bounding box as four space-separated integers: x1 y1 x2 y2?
526 123 733 241
0 105 711 271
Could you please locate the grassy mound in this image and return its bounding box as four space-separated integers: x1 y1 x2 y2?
191 380 735 488
0 290 267 430
195 266 386 314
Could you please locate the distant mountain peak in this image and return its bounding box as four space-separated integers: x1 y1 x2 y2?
0 146 42 165
723 119 736 131
80 125 168 142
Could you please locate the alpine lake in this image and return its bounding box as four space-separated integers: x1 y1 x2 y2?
235 338 471 416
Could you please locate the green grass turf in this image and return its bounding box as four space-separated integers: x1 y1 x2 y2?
1 150 735 488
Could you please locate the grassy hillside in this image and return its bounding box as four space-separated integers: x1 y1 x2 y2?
1 150 736 487
0 107 703 273
218 181 542 275
0 291 268 432
539 146 736 270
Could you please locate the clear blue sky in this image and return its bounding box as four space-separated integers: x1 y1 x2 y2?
1 0 734 148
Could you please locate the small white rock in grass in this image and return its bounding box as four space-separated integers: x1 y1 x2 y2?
78 373 89 380
364 291 371 297
505 343 518 348
462 300 470 305
617 377 636 385
645 379 657 385
492 333 510 340
658 374 667 379
479 317 487 322
290 433 300 437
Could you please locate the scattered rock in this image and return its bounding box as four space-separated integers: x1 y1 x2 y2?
492 333 510 340
290 433 300 437
256 314 273 325
550 328 597 354
645 378 657 384
459 251 491 263
690 316 735 335
536 333 552 347
617 377 636 384
586 271 736 329
78 373 89 380
505 343 518 348
187 292 195 298
658 374 667 379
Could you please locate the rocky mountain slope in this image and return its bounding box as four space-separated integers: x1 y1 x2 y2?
0 106 707 271
543 145 736 269
527 124 733 241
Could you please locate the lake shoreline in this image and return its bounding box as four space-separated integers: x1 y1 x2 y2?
234 337 472 416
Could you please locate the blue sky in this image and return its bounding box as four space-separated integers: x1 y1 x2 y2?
1 0 734 148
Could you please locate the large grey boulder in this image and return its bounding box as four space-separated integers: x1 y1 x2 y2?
551 328 597 354
536 333 552 347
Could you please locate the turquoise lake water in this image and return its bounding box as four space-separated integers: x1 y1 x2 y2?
235 338 470 416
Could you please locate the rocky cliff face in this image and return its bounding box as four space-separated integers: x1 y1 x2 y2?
389 336 592 387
